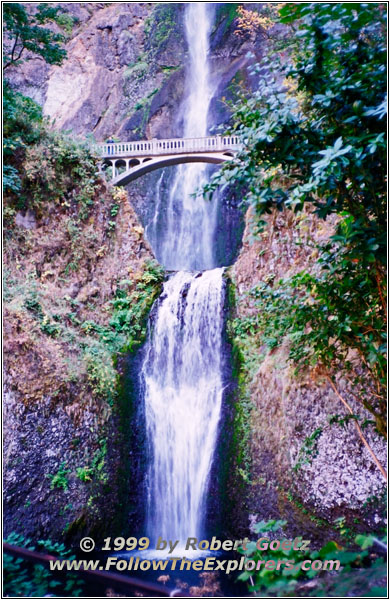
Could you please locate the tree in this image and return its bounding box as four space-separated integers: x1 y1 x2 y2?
3 3 66 70
3 3 68 204
206 4 387 439
234 4 282 40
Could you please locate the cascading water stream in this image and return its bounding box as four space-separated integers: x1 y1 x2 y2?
144 172 164 257
140 4 225 550
142 269 225 542
150 3 218 271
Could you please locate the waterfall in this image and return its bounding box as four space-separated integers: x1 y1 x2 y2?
145 172 164 259
153 2 217 271
140 3 225 549
142 269 225 542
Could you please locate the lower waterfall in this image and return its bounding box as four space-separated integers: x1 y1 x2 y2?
141 269 225 544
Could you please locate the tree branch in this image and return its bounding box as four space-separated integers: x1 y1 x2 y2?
327 375 387 481
4 33 25 70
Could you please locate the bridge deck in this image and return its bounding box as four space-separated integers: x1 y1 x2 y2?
97 134 241 159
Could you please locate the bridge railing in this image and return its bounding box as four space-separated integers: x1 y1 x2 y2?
97 135 241 158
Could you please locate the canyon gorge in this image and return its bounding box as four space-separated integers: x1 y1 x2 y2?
3 3 387 597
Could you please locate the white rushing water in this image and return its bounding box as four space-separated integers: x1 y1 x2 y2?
141 3 225 551
142 269 225 543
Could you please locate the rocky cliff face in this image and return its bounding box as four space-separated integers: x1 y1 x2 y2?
9 2 261 266
10 3 262 140
228 207 387 535
10 3 152 138
3 172 162 542
4 1 262 544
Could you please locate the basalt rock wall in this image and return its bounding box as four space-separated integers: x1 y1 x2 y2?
10 3 263 140
226 207 387 538
3 180 158 543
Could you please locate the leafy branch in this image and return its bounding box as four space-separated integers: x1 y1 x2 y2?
3 3 67 70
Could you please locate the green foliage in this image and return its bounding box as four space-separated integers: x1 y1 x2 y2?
238 519 387 597
229 312 264 381
108 260 164 350
293 427 323 472
81 259 165 353
91 438 108 483
124 53 149 80
55 12 77 37
40 314 62 337
3 3 67 70
24 292 60 337
79 260 164 402
83 342 118 406
161 64 179 74
226 281 256 485
244 261 386 433
47 462 70 491
82 260 164 352
3 533 84 597
232 391 252 484
3 5 164 426
110 203 120 218
208 3 386 433
3 82 44 202
4 164 22 194
3 5 94 225
133 88 160 135
5 257 164 409
329 413 375 431
4 86 101 224
76 466 93 482
21 130 101 218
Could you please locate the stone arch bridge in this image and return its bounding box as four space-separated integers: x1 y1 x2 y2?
97 135 240 186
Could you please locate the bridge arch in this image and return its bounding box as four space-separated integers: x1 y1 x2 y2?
115 159 127 176
110 152 233 186
128 158 141 168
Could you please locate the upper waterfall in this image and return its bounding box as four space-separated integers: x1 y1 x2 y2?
146 3 218 271
183 2 213 138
